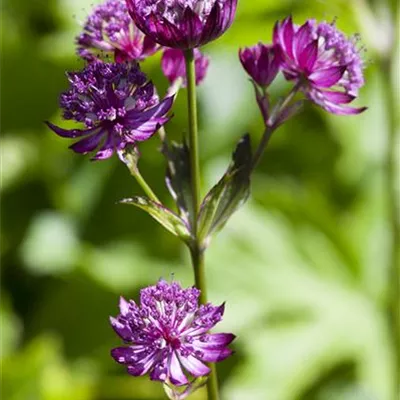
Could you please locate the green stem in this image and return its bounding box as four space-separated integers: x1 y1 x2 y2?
130 167 161 204
184 49 201 225
251 83 302 170
382 57 400 400
380 2 400 397
184 49 220 400
190 247 219 400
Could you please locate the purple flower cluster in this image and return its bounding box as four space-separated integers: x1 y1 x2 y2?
110 280 235 385
77 0 159 62
274 17 365 115
240 17 366 115
127 0 238 49
46 62 173 159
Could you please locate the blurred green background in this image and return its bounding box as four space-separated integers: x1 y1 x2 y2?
1 0 399 399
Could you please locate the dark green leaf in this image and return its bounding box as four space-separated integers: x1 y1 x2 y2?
197 134 252 245
120 196 193 244
163 141 194 228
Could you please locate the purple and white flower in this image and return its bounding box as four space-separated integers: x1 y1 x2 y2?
46 62 173 160
126 0 238 49
239 43 282 88
76 0 160 62
274 17 366 115
110 280 235 385
161 48 210 87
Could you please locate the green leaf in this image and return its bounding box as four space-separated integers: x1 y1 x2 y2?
197 134 252 245
120 196 193 244
163 141 194 228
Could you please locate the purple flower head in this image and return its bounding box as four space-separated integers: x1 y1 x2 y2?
126 0 238 49
274 17 366 115
76 0 160 62
46 62 173 160
161 48 210 87
110 280 235 385
239 43 282 87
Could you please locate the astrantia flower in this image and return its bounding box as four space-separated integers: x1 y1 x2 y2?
274 17 366 115
161 48 210 87
46 62 173 160
110 280 235 385
126 0 238 49
239 43 282 87
76 0 160 62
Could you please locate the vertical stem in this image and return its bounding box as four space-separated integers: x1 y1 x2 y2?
184 49 220 400
184 49 201 225
383 56 400 399
381 3 400 397
190 247 219 400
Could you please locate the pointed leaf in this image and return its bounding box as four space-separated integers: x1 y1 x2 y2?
120 196 193 243
198 134 252 245
163 141 194 228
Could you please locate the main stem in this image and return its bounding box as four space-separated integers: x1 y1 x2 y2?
382 56 400 398
184 49 201 222
184 49 220 400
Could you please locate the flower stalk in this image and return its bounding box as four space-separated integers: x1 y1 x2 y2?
382 39 400 400
185 49 202 221
129 165 161 204
251 83 302 170
185 48 221 400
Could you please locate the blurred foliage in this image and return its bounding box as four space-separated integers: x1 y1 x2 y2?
1 0 399 400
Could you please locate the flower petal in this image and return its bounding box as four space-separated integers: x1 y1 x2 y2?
181 6 203 48
178 354 210 377
294 21 314 58
319 90 356 104
91 133 116 160
201 1 222 45
197 347 233 363
126 350 158 376
299 40 318 72
45 121 99 138
119 296 131 316
194 333 236 349
282 17 295 60
309 66 346 87
111 346 146 364
168 351 188 386
109 316 132 341
69 130 105 154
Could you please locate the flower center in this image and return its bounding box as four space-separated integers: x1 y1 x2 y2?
163 329 181 349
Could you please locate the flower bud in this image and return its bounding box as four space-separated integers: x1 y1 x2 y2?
239 43 282 87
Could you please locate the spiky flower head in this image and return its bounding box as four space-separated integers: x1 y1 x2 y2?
161 48 210 87
274 17 366 115
46 62 173 160
126 0 238 49
77 0 160 62
239 43 282 88
110 280 235 385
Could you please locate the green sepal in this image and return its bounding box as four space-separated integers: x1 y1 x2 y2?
197 134 252 246
120 196 193 244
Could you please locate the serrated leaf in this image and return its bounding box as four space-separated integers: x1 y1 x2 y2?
197 134 252 245
120 196 193 244
163 141 194 228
